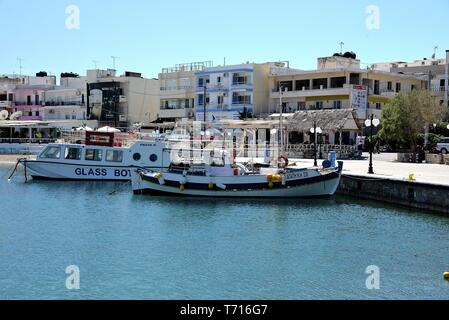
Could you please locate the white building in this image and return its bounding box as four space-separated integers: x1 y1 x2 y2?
42 73 87 121
158 62 212 122
195 62 289 122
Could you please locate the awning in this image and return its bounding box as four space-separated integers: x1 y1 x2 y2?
288 109 360 132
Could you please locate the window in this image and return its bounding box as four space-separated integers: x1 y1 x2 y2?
376 103 382 110
315 101 323 110
40 146 61 159
330 77 346 89
133 153 141 161
198 94 204 105
8 93 14 101
198 78 204 87
411 84 416 91
387 82 392 91
65 147 82 160
333 101 342 109
295 80 310 91
396 83 401 92
85 149 102 161
149 154 158 162
218 96 224 105
106 150 123 163
312 78 327 90
36 111 40 117
217 76 221 83
374 80 380 95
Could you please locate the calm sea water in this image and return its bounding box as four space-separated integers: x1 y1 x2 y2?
0 164 448 300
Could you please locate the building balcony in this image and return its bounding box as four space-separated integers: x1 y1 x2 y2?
271 85 351 99
208 84 229 91
44 101 84 107
0 101 12 107
160 85 194 91
231 82 253 89
19 115 43 121
158 108 193 119
431 86 447 92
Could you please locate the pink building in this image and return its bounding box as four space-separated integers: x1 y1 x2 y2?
10 86 53 120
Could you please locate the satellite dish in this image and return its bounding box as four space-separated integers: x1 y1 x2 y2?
10 111 23 121
0 110 9 121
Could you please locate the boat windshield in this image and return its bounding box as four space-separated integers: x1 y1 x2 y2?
40 146 61 159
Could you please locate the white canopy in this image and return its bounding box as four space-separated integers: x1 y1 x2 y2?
97 126 121 133
75 126 93 132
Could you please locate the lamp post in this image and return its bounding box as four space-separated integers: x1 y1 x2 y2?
310 122 322 167
365 114 380 174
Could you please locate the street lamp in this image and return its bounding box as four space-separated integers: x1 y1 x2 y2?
365 115 380 174
310 122 322 167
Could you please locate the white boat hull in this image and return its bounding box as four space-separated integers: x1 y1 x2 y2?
23 160 148 181
132 168 342 198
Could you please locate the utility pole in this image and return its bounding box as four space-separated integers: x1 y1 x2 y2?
92 60 100 69
111 56 120 70
432 46 438 59
339 42 345 54
17 58 24 77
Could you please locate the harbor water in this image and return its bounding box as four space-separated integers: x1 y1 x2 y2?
0 164 448 299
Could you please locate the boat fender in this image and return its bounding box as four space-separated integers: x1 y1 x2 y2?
208 182 215 190
180 184 185 192
444 272 449 281
268 181 274 189
154 172 162 179
216 183 227 190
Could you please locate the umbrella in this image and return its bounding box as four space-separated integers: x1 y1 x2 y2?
75 126 93 132
97 126 121 133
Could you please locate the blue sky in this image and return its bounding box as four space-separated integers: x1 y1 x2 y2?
0 0 448 79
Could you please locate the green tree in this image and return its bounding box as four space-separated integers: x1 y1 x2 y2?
379 90 445 157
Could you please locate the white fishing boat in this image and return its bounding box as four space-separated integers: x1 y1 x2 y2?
12 131 164 181
131 144 343 198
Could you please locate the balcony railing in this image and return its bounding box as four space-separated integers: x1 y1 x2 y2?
160 105 191 110
160 86 194 91
232 82 252 87
431 86 447 92
44 101 85 107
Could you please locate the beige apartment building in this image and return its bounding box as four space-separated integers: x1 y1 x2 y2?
158 62 212 122
270 55 427 121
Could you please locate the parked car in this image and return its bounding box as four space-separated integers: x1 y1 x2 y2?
436 137 449 154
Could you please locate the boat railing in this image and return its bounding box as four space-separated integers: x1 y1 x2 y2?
0 138 58 144
60 131 142 147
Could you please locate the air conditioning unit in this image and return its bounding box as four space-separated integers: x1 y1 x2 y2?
76 90 81 96
188 112 194 117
